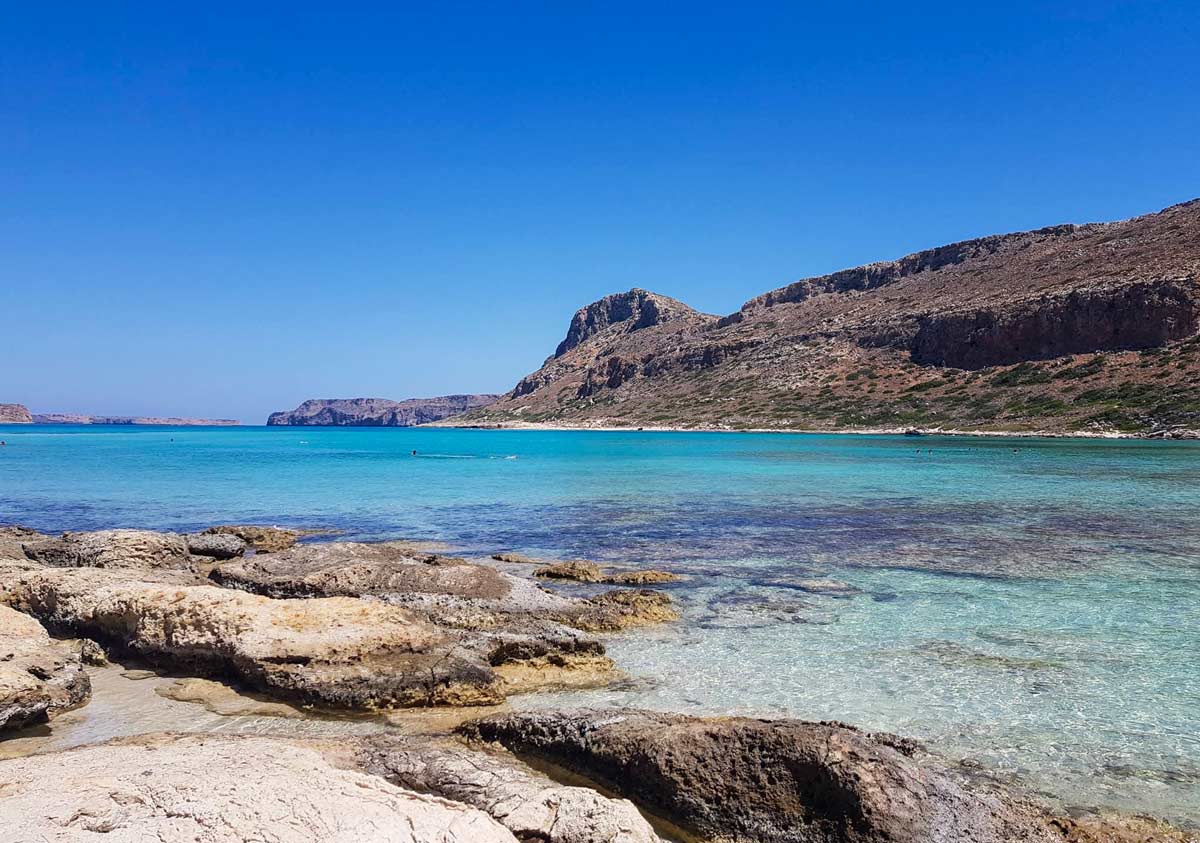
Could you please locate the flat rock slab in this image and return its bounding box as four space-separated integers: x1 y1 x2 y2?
0 733 520 842
462 708 1064 843
0 604 91 732
0 563 505 709
210 541 569 614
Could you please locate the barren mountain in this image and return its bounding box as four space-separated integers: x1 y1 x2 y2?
268 394 500 426
31 414 240 426
0 404 33 424
456 199 1200 436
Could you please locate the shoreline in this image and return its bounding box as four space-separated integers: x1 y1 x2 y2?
6 419 1197 440
434 419 1200 441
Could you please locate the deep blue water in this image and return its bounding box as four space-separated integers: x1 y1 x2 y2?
1 424 1198 823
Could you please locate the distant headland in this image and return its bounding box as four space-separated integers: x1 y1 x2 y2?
266 394 499 426
0 404 239 426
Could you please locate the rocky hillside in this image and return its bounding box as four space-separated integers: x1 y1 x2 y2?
456 199 1200 436
267 394 500 426
0 404 33 424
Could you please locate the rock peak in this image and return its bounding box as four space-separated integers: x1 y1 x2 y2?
554 289 703 358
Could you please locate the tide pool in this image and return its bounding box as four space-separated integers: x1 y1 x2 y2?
1 424 1197 823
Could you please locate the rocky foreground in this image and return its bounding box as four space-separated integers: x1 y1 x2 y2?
0 525 1193 842
453 199 1200 436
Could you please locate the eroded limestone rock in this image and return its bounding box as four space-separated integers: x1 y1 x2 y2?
0 563 505 709
0 604 90 733
23 529 192 570
185 532 246 559
0 733 520 842
358 736 662 843
204 524 300 553
462 708 1064 843
534 561 604 582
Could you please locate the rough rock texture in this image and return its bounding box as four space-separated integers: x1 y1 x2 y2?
0 604 90 732
0 525 43 560
359 737 662 843
0 403 33 423
492 552 536 564
454 199 1200 435
210 541 538 605
553 289 709 358
267 394 501 426
0 733 520 842
204 524 300 552
185 532 246 559
570 589 681 631
23 529 193 570
0 563 508 708
206 540 648 692
535 561 604 582
462 708 1065 843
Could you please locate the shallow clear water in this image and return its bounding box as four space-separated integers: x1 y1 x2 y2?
1 425 1198 823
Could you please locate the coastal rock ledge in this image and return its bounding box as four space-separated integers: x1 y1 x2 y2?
462 709 1183 843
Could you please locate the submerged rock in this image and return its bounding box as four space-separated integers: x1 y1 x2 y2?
765 576 863 598
0 733 520 842
599 569 683 585
23 529 192 570
0 604 91 733
462 708 1063 843
204 524 300 553
358 736 662 843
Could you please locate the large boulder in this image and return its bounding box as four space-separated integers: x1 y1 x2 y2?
462 709 1063 843
185 532 246 559
0 563 505 709
358 737 661 843
0 733 520 842
204 524 300 553
23 529 192 570
0 604 90 732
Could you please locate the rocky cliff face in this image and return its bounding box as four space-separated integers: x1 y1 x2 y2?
267 394 501 426
553 289 710 357
0 404 33 424
454 199 1200 435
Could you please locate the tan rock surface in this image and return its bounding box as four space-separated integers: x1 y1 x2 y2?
0 733 520 842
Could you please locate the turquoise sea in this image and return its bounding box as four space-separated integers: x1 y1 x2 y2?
1 424 1198 824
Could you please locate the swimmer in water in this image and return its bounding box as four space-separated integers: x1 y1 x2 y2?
412 449 417 456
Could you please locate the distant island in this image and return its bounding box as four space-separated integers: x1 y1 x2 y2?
0 405 239 426
266 394 500 426
450 199 1200 437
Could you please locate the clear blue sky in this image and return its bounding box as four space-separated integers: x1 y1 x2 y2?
3 2 1197 423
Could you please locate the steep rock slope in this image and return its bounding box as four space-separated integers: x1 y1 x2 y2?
268 394 500 426
458 200 1200 435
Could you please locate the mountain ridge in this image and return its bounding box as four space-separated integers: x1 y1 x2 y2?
267 394 500 426
451 199 1200 436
